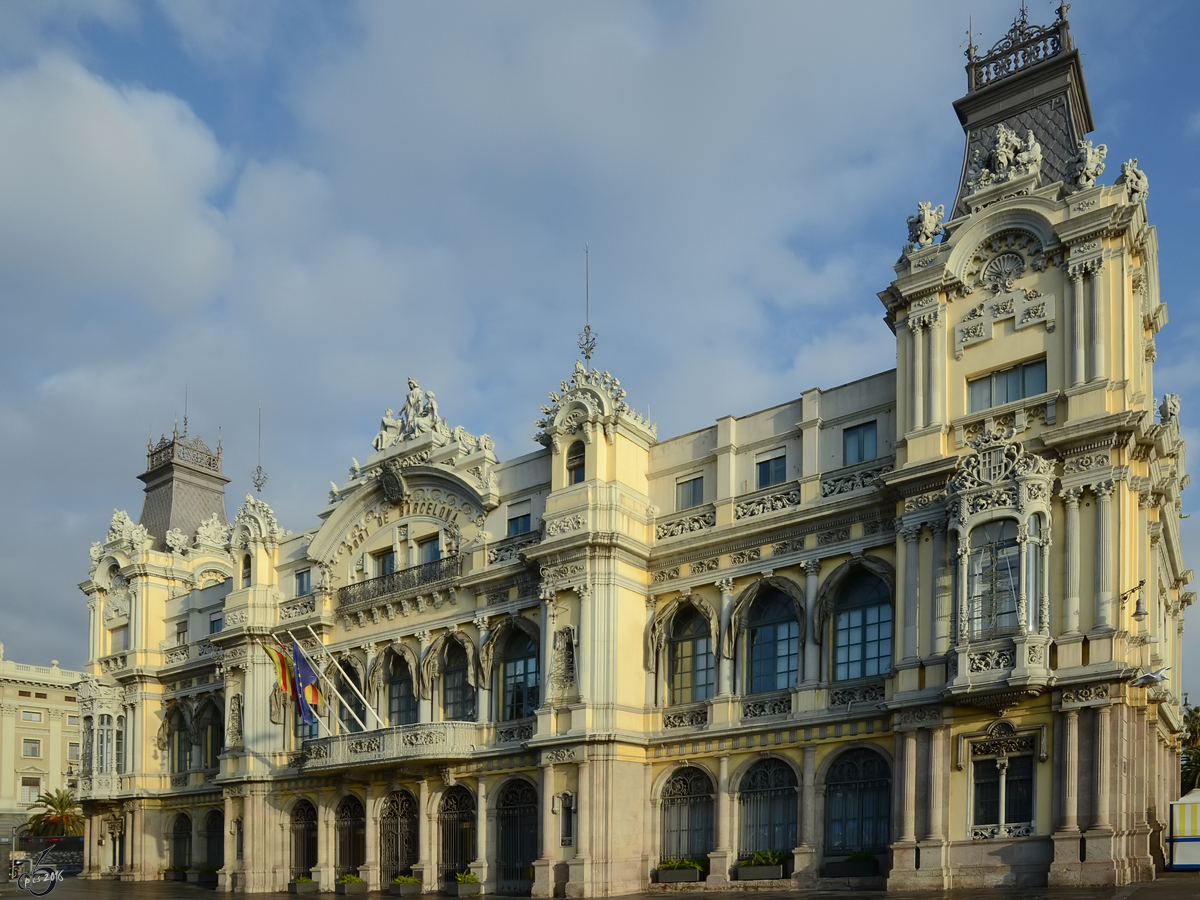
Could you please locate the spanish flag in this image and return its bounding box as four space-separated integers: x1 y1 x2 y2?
263 643 297 699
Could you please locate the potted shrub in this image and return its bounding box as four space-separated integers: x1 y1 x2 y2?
336 873 368 895
656 858 703 883
823 851 877 878
451 871 483 897
163 865 188 882
737 850 785 880
391 874 422 896
199 866 220 885
290 875 319 894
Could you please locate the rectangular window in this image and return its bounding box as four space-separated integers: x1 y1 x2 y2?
833 604 893 681
968 358 1047 413
175 622 188 646
506 500 532 537
23 739 40 757
20 778 40 804
34 692 47 699
973 755 1034 828
843 421 878 466
375 549 397 577
295 568 311 596
294 715 317 742
111 625 129 652
68 715 79 725
418 537 440 565
388 677 417 727
756 453 787 490
973 760 1000 825
18 690 31 697
676 476 704 511
68 742 80 761
65 696 76 703
209 612 224 634
1005 755 1034 823
560 794 574 847
22 710 43 722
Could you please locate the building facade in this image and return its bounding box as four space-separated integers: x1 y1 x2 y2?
75 8 1191 893
0 646 84 837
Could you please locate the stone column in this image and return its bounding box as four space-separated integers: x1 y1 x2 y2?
363 783 378 889
930 310 945 426
902 525 921 660
900 729 917 843
539 600 554 706
576 757 591 860
1095 704 1112 829
192 808 203 873
1071 268 1086 386
801 745 816 846
801 562 820 684
1040 531 1053 636
1094 481 1114 631
474 776 488 867
221 793 235 890
926 725 946 841
708 755 732 885
1063 710 1080 832
910 320 925 430
576 585 592 703
716 579 735 697
931 524 950 655
1063 489 1082 634
954 542 969 646
416 779 433 891
540 764 556 858
1090 261 1106 382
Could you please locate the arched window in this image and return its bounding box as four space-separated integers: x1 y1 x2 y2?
968 520 1020 639
170 710 191 774
501 632 539 720
739 758 797 861
337 663 367 734
747 589 799 694
335 795 366 880
241 555 251 588
496 780 538 892
443 644 476 721
290 801 318 881
1024 515 1044 633
660 767 714 863
438 786 476 886
379 790 419 884
833 573 892 682
97 715 113 774
387 655 418 727
824 748 890 853
669 606 714 705
566 441 585 484
204 809 224 869
194 704 222 769
115 716 126 775
171 814 192 869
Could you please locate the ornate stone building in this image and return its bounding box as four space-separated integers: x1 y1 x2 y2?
75 6 1190 893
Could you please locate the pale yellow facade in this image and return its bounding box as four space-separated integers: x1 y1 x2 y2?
74 9 1190 895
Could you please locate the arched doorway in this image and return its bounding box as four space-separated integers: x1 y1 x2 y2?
379 790 419 884
496 780 538 893
170 813 192 869
824 748 890 853
438 786 476 887
290 800 318 881
203 809 224 869
738 758 797 867
335 795 366 879
660 767 714 864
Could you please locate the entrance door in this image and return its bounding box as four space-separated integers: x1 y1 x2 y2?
438 786 476 887
496 781 538 894
380 790 419 884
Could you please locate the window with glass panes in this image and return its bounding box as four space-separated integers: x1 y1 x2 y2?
506 500 532 537
843 422 877 465
967 520 1020 639
566 442 585 484
973 755 1034 830
22 739 40 757
747 590 799 694
756 453 786 489
295 568 312 596
20 778 40 804
388 657 418 726
676 476 704 511
968 358 1047 413
443 643 475 721
375 549 397 577
501 632 539 720
833 573 892 681
337 666 367 734
669 605 714 704
418 537 440 565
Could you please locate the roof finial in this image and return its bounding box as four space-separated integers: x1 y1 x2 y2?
577 243 597 364
251 402 268 494
1057 1 1070 22
183 384 188 438
966 15 976 60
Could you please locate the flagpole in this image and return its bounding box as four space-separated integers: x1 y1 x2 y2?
285 629 372 733
257 636 335 737
303 623 387 729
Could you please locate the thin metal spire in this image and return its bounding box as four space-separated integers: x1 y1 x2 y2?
577 243 597 363
251 402 268 494
183 384 188 437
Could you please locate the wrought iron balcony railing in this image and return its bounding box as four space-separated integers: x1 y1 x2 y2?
336 555 459 611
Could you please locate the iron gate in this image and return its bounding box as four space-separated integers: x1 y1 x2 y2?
335 795 366 879
496 781 538 893
170 814 192 869
660 767 714 863
738 759 797 867
290 801 318 880
204 810 224 870
438 786 476 886
380 790 420 884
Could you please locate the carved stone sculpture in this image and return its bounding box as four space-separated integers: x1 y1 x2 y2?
1068 138 1107 190
1119 158 1149 205
107 509 151 549
966 124 1043 194
195 513 231 549
904 201 945 254
89 542 104 564
1160 393 1180 425
269 685 285 724
228 693 243 746
165 528 188 555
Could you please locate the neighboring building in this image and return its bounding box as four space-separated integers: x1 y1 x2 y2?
0 646 84 836
75 6 1191 893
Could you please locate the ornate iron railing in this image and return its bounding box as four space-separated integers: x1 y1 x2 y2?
966 6 1071 92
336 555 459 610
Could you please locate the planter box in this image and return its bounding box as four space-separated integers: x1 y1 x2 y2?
737 865 783 880
198 872 219 885
823 859 877 878
657 869 701 883
448 883 483 896
163 871 187 882
391 884 422 896
290 883 319 894
336 884 368 895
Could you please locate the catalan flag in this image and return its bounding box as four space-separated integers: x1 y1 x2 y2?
263 643 297 699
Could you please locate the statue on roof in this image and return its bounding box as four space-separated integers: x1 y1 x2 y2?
1118 158 1149 205
1067 138 1107 190
966 124 1044 195
903 202 944 254
371 378 475 451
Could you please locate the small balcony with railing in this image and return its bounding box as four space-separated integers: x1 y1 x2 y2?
336 555 460 619
296 720 484 772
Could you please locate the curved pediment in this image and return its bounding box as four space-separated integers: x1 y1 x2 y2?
534 360 656 450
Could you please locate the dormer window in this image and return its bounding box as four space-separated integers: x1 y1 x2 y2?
566 442 585 484
968 358 1046 413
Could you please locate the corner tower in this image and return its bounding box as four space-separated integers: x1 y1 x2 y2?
137 427 230 551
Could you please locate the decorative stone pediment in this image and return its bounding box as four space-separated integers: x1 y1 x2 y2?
230 494 287 549
965 124 1043 196
947 431 1053 529
955 718 1048 770
534 360 656 450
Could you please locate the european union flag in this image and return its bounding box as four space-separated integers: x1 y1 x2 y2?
293 641 321 727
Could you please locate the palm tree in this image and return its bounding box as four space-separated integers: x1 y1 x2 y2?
26 788 83 836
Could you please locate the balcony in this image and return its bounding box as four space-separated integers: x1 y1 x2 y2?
298 721 483 771
336 556 460 614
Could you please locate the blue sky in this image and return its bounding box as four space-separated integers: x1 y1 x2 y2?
0 0 1197 700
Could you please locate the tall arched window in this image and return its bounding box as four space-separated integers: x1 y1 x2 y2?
97 715 113 774
204 809 224 869
241 555 251 588
824 748 890 853
968 520 1020 639
290 801 318 881
501 633 539 720
171 814 192 869
170 710 191 774
669 606 714 705
747 589 799 694
443 644 476 721
739 758 797 861
335 795 366 880
194 703 222 769
379 790 419 884
337 663 366 734
115 716 126 775
833 573 892 682
566 441 585 484
660 767 714 863
438 786 476 886
387 655 418 727
496 780 538 891
1024 515 1044 633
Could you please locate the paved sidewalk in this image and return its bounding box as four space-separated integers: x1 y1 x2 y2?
1 874 1197 900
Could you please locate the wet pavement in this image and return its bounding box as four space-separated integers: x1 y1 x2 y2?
2 873 1198 900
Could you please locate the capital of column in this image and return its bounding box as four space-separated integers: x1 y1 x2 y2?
900 523 922 543
715 578 735 596
472 615 489 633
1092 479 1115 499
798 558 821 576
1061 486 1083 507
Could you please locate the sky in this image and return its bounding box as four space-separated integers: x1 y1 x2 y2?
0 0 1198 701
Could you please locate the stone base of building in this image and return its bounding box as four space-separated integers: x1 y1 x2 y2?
886 840 951 890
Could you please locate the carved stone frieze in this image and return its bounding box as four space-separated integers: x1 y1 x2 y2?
656 511 715 540
735 490 801 520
